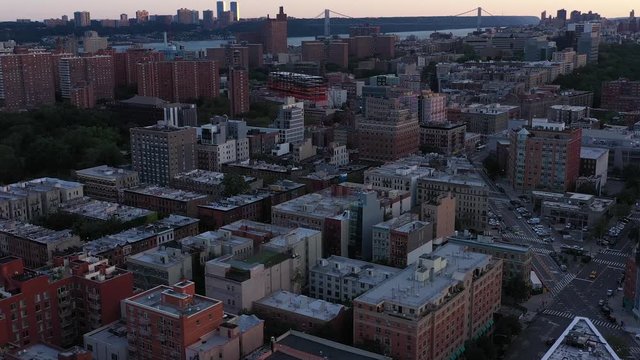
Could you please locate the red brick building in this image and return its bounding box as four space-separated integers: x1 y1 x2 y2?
229 67 250 116
123 281 224 360
268 72 328 103
0 255 134 348
508 127 582 192
137 60 219 102
353 244 502 360
301 41 349 68
114 47 164 86
263 7 288 54
601 78 640 112
58 55 114 103
0 53 56 111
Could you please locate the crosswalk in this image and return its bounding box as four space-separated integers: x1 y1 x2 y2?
531 248 553 255
598 249 631 258
541 309 621 329
592 258 626 269
630 346 640 358
548 273 576 297
503 233 548 245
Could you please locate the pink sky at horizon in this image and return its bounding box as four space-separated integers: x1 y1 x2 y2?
0 0 634 21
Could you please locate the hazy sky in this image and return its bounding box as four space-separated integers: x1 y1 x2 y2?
1 0 634 21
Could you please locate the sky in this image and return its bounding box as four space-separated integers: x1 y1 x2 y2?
0 0 634 21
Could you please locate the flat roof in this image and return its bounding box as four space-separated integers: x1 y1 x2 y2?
62 198 153 222
156 214 199 228
172 169 224 185
580 147 609 160
256 290 345 321
127 247 190 268
84 223 172 254
355 244 491 308
448 235 531 253
0 220 77 245
84 321 128 348
75 165 137 181
125 185 208 202
312 256 401 286
199 191 273 211
125 283 220 318
541 317 621 360
271 330 391 360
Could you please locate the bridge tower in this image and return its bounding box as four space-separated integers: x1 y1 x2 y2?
324 9 330 37
477 7 482 32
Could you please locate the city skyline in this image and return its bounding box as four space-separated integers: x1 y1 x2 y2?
1 0 635 21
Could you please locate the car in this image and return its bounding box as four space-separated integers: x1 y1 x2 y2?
516 215 522 220
607 289 614 297
617 287 623 292
590 271 597 279
598 299 605 306
607 314 617 323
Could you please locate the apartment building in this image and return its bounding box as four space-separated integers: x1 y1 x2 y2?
74 165 139 202
130 123 197 185
420 192 456 243
353 244 503 360
254 291 349 341
448 233 532 283
126 246 193 289
0 178 84 222
205 226 322 314
531 191 615 228
123 186 209 218
0 53 56 111
456 103 519 135
0 220 82 268
309 256 400 303
0 254 134 348
197 117 250 172
418 90 447 124
416 160 488 231
372 214 433 268
60 198 155 224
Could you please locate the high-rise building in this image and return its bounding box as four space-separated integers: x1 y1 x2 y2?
137 60 219 102
203 10 215 29
82 31 108 54
263 6 288 54
230 1 239 21
419 122 466 156
73 11 91 27
568 22 601 63
58 55 114 102
0 53 56 111
557 9 567 22
353 244 503 360
509 126 582 192
176 8 199 25
229 68 249 116
216 1 226 18
120 47 164 86
273 97 305 144
136 10 149 23
358 95 420 162
418 90 447 124
130 123 197 185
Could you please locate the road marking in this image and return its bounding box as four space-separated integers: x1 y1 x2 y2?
541 309 621 329
548 273 576 297
592 258 626 269
598 249 630 257
531 248 553 255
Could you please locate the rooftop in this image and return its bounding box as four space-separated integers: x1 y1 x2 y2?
461 103 519 114
268 330 391 360
364 155 436 179
125 185 208 202
448 233 531 253
172 169 225 185
156 214 199 228
84 223 172 254
75 165 137 181
179 230 254 251
61 198 154 222
550 104 587 111
9 343 61 360
580 147 609 160
355 244 492 309
83 321 128 348
125 282 220 318
541 317 621 360
256 290 345 321
1 177 83 195
0 220 76 245
312 256 401 286
198 191 273 211
127 247 190 268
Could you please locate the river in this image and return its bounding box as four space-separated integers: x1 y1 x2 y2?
111 28 476 52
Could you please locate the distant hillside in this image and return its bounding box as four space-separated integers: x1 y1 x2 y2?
229 16 540 37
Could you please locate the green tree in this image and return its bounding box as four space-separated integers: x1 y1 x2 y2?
465 336 497 360
223 173 250 196
605 335 630 358
483 155 503 180
504 277 530 303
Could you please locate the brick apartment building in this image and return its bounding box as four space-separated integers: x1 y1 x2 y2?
137 60 219 103
601 78 640 112
0 53 56 111
74 165 140 203
0 254 134 348
123 186 209 218
353 244 503 360
419 122 467 156
123 280 264 360
509 127 582 192
0 220 83 268
58 55 114 105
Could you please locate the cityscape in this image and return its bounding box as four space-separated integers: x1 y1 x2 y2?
1 2 640 360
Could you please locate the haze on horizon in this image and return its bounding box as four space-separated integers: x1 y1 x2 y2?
0 0 634 21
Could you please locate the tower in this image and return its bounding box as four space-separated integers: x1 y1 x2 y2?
230 1 239 21
216 1 226 18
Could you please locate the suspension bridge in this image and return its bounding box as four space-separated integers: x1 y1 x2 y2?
312 7 498 37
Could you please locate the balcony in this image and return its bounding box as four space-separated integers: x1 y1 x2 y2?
87 301 101 310
87 292 100 301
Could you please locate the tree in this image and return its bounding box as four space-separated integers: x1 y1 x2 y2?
223 173 250 197
465 336 497 360
483 155 503 180
494 315 522 339
504 277 530 303
605 335 630 358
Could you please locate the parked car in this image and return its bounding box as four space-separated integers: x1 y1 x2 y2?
589 271 597 279
607 289 614 297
